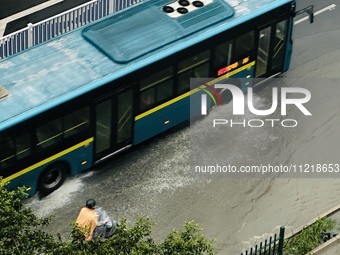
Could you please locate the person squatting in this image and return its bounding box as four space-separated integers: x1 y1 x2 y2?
76 199 118 241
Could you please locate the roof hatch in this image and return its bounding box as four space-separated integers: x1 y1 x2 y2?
82 0 234 63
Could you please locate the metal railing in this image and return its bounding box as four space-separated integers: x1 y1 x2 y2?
240 226 285 255
0 0 142 60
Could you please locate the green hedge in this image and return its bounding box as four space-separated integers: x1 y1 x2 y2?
284 217 336 255
0 179 216 255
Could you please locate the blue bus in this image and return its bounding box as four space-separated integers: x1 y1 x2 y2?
0 0 313 196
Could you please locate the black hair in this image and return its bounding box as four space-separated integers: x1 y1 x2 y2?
85 199 96 209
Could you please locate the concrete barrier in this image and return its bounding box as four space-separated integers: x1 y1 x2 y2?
282 203 340 255
307 235 340 255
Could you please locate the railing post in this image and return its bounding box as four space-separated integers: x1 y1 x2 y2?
0 0 141 60
277 226 285 255
27 23 33 47
109 0 114 14
0 38 3 59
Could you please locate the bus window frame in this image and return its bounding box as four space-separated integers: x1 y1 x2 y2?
254 14 291 77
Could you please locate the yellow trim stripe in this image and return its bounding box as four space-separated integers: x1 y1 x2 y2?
2 62 254 183
135 91 190 120
135 61 255 121
2 137 94 182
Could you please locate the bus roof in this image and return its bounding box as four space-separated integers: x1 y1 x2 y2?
0 0 293 131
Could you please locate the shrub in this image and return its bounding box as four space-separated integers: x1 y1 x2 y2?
0 179 215 255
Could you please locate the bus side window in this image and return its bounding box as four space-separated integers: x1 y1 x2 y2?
63 106 90 138
213 41 232 69
140 67 173 111
140 88 155 109
193 62 209 78
177 71 191 93
234 31 254 59
16 133 32 160
0 135 15 167
272 19 288 69
36 118 63 149
177 51 210 93
156 79 173 102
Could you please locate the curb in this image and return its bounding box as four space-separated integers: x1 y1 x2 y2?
283 203 340 255
284 204 340 240
307 235 340 255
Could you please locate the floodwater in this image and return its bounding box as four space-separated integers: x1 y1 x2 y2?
26 18 340 255
27 78 340 255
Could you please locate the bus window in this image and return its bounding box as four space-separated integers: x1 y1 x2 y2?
193 62 209 78
0 135 15 167
117 90 133 144
178 51 209 72
177 71 191 93
213 41 232 69
140 67 173 91
140 67 173 110
16 133 32 160
95 99 112 154
140 89 155 109
234 31 254 59
36 118 63 149
177 51 210 93
272 19 288 69
156 79 173 102
63 106 90 138
255 26 271 77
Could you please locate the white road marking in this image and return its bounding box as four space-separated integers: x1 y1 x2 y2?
294 3 336 25
0 0 64 36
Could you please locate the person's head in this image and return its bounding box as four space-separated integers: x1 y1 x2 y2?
85 199 96 209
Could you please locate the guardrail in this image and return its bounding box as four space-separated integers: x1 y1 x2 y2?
0 0 142 59
240 227 285 255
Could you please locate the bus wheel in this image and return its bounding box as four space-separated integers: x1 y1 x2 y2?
38 163 68 195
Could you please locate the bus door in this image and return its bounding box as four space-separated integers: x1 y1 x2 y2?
255 18 289 77
94 87 134 163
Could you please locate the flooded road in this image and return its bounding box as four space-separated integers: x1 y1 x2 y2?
26 1 340 254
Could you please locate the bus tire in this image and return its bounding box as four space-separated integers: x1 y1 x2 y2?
38 163 68 195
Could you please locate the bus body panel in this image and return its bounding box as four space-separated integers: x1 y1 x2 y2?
4 139 94 195
134 97 190 144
